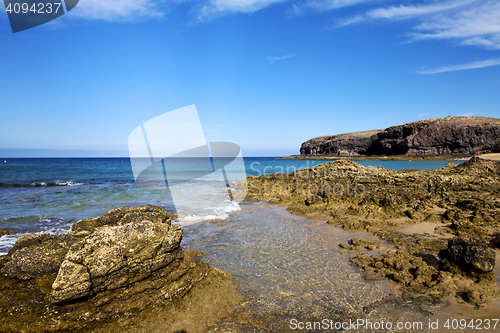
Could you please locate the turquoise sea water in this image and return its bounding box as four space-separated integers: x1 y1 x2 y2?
0 157 461 255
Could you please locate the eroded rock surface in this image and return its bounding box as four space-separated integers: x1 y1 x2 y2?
353 249 499 306
50 219 183 303
0 233 77 280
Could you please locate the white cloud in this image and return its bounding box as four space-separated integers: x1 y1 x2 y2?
334 14 364 27
412 0 500 49
333 0 500 50
198 0 289 19
69 0 168 21
328 0 500 72
336 0 477 27
290 0 371 16
367 0 476 19
267 54 296 64
417 57 500 74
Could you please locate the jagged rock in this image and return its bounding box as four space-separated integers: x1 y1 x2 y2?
439 237 496 274
353 249 499 306
50 219 183 303
0 233 77 280
300 116 500 156
246 157 500 245
353 250 440 289
0 206 176 283
0 229 12 237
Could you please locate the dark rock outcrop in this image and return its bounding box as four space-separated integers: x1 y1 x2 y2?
439 237 496 274
300 116 500 156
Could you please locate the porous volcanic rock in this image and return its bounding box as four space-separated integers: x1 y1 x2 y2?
439 237 496 274
354 249 499 306
300 116 500 157
72 205 173 234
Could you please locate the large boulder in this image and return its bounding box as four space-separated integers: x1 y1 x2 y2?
439 237 496 274
0 207 245 332
50 219 182 303
0 206 175 282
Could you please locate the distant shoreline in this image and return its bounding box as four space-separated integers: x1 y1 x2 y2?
279 153 500 161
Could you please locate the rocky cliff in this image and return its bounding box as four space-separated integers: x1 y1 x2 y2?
300 116 500 157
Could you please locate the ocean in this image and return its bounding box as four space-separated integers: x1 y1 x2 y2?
0 157 460 255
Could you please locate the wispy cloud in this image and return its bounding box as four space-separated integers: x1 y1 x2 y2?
68 0 170 21
411 0 500 49
335 0 476 27
334 14 364 27
289 0 372 16
367 0 476 20
333 0 500 50
267 54 296 64
198 0 290 19
417 57 500 74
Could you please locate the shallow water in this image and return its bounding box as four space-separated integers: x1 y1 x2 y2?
182 203 389 317
181 203 459 331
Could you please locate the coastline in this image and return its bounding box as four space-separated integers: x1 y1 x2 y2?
279 153 500 161
2 156 500 331
240 157 500 309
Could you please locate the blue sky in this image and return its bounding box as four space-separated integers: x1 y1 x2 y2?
1 0 499 157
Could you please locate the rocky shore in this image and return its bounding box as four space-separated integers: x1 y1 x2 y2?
241 157 500 306
0 206 244 332
300 116 500 158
